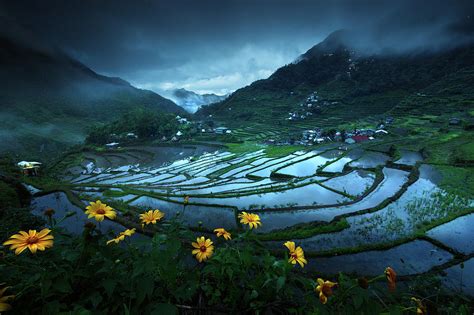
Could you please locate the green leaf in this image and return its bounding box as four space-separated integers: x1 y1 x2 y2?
276 276 286 292
89 293 102 308
150 303 178 315
54 276 72 293
122 304 131 315
136 276 154 304
102 278 117 297
352 293 364 309
250 289 259 299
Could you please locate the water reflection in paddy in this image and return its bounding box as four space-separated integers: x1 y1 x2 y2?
322 149 364 173
276 150 342 177
175 181 349 210
257 168 409 232
278 165 443 250
129 196 237 229
31 192 125 235
305 240 452 276
322 170 375 196
395 150 423 165
349 152 391 168
441 258 474 296
427 213 474 255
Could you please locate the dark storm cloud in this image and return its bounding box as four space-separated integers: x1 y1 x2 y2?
1 0 473 95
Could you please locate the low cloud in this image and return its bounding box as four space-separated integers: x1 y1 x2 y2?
2 0 472 95
133 44 300 95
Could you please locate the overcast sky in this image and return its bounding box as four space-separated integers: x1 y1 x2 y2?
1 0 473 96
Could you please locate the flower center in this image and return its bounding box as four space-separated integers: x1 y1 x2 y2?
96 208 106 214
26 236 39 244
322 285 333 297
200 245 207 252
291 253 298 260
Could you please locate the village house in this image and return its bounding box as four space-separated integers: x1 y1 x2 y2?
375 129 389 136
264 139 276 145
385 116 395 124
17 161 41 176
176 115 189 124
105 142 119 148
351 135 370 143
215 127 231 134
449 118 462 126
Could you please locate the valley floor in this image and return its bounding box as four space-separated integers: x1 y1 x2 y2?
24 115 474 297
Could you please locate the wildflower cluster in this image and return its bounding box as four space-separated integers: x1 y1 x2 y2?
3 199 440 313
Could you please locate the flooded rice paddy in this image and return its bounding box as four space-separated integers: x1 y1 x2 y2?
31 143 473 284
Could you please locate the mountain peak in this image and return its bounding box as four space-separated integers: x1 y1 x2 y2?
171 88 227 113
302 29 351 59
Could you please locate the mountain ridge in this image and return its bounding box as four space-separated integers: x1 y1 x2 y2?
196 30 474 126
0 30 185 156
170 88 227 113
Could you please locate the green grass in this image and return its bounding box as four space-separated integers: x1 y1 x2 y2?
0 180 21 208
264 145 307 157
452 141 474 164
437 165 474 198
225 141 263 154
257 218 349 241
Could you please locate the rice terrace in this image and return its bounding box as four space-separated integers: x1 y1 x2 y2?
1 0 474 313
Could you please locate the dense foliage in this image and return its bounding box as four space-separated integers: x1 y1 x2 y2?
1 202 472 314
86 109 180 145
196 36 474 127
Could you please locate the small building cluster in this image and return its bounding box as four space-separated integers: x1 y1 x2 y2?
267 116 394 147
287 91 341 122
194 121 232 135
175 115 190 125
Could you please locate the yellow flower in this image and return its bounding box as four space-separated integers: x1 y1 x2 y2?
238 212 262 229
315 278 337 304
284 241 307 268
385 267 397 291
411 297 426 315
85 200 116 222
184 196 190 205
191 236 214 262
214 228 232 240
0 284 15 313
140 210 165 227
3 229 54 255
106 228 136 245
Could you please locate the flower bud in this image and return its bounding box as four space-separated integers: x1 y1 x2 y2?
44 208 55 217
358 277 369 289
84 222 96 230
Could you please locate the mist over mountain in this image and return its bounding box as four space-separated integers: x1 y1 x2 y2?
0 19 184 156
197 29 474 124
169 88 227 113
2 0 472 96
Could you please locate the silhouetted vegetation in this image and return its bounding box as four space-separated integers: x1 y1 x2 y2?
86 108 179 145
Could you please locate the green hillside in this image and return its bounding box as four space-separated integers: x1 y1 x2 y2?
197 31 474 130
0 34 185 157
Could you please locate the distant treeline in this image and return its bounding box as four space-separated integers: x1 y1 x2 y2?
85 108 179 144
